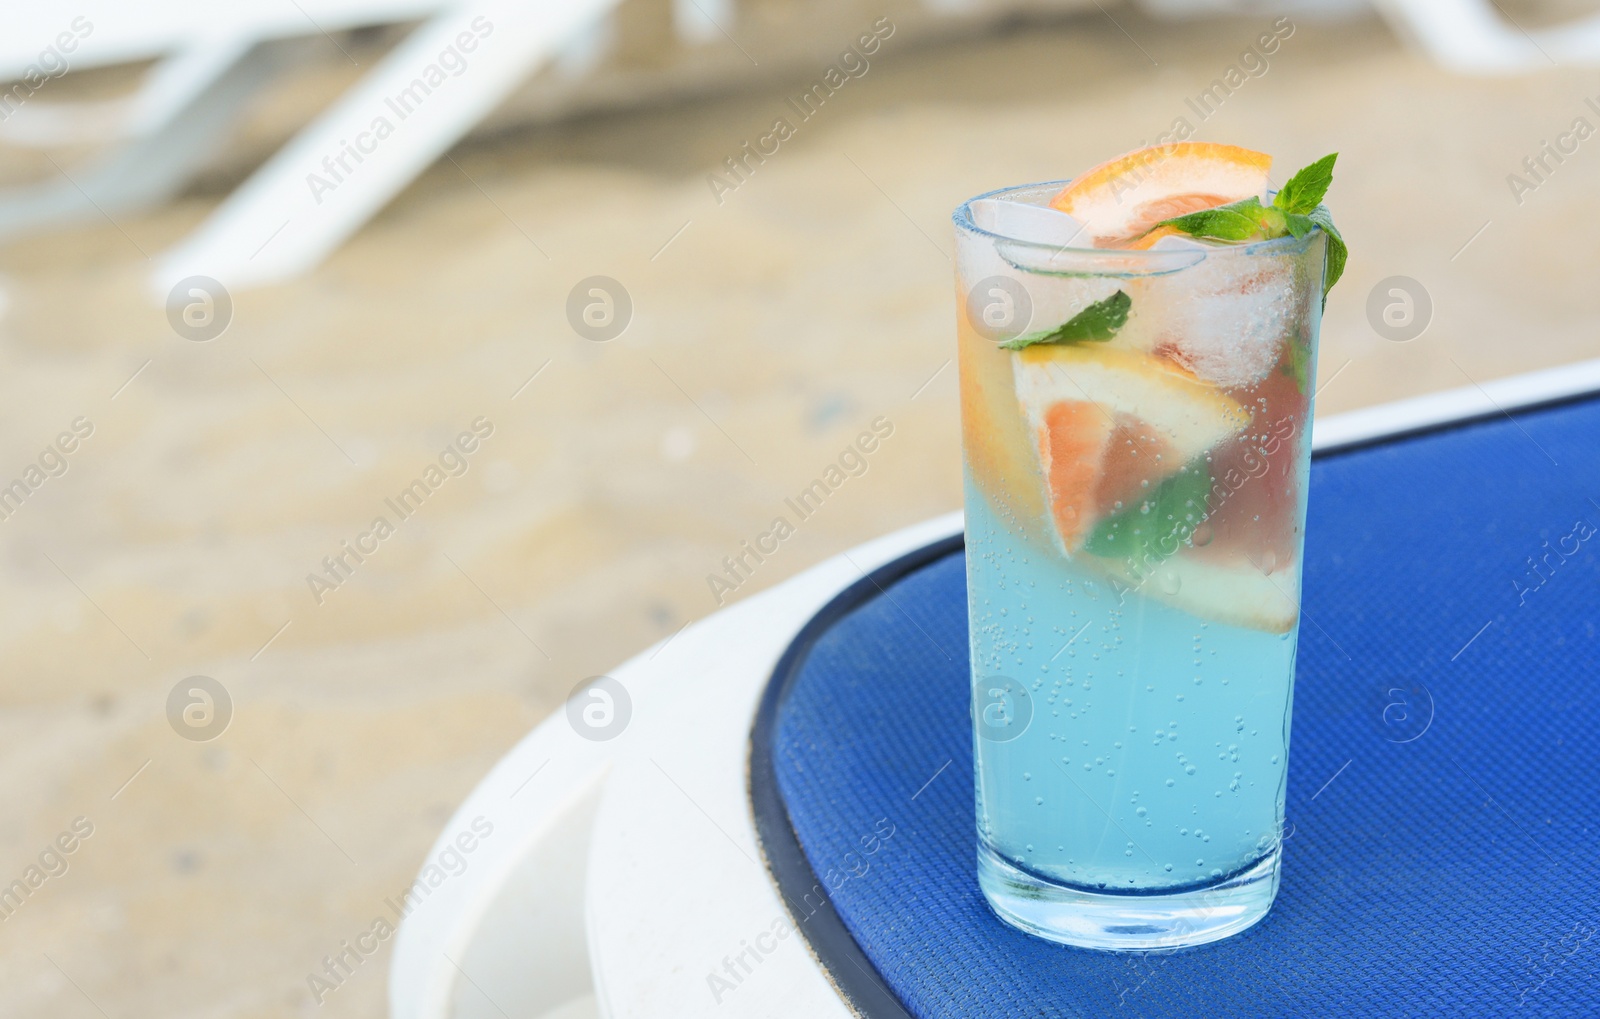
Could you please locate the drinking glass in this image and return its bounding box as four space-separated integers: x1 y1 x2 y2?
954 181 1325 950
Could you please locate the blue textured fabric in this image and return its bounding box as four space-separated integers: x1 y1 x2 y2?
771 398 1600 1018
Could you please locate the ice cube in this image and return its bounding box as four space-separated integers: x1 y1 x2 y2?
1025 275 1126 341
969 199 1088 248
1138 252 1305 390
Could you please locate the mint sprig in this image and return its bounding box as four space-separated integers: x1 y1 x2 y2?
999 290 1130 350
1273 152 1336 215
1152 152 1348 303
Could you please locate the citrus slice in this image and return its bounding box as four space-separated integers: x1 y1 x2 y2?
1124 225 1186 251
1011 345 1249 554
1106 555 1300 633
1050 143 1272 248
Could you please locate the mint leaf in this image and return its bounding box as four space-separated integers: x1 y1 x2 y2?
1000 290 1131 350
1274 153 1337 215
1308 208 1347 300
1083 461 1212 566
1158 196 1295 243
1283 213 1316 239
1159 196 1271 242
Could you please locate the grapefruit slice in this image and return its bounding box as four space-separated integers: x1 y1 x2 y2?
1124 225 1189 251
1050 143 1272 248
1011 345 1249 555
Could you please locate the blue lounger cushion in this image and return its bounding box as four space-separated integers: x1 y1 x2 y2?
758 395 1600 1018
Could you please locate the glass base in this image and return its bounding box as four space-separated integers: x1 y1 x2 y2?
977 842 1280 951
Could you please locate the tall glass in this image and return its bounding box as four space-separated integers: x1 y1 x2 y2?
954 182 1324 950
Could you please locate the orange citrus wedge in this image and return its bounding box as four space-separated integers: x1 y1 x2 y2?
1010 345 1249 554
1050 142 1272 248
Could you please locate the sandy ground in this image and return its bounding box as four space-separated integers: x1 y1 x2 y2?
0 7 1596 1017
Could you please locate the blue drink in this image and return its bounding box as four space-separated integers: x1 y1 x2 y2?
954 179 1324 949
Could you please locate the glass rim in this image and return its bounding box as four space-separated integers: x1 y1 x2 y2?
952 179 1321 264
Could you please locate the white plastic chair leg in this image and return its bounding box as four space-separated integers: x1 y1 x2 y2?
148 0 620 298
0 36 257 147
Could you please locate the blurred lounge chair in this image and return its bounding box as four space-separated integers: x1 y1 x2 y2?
0 0 630 297
1374 0 1600 73
0 1 444 253
1143 0 1600 74
148 0 627 298
5 0 1598 302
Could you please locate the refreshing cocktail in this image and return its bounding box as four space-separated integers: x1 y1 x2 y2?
954 144 1345 950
